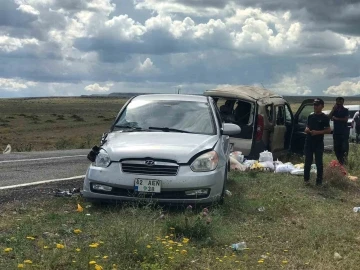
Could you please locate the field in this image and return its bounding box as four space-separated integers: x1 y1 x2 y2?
0 97 126 152
1 97 360 269
1 96 360 152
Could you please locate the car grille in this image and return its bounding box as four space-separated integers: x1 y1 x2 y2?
121 160 179 176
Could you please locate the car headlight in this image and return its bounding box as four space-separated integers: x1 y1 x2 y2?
95 149 111 168
190 151 219 172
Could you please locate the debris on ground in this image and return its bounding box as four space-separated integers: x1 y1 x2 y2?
257 206 265 212
334 252 342 260
225 190 232 196
53 188 81 197
231 241 247 251
229 151 358 181
2 144 11 154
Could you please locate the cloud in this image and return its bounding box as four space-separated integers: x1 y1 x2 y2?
324 80 360 96
84 82 114 92
270 75 312 95
0 77 36 91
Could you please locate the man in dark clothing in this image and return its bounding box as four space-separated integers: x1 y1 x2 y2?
328 97 349 165
304 98 331 186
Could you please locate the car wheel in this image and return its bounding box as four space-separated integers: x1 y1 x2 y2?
219 169 227 205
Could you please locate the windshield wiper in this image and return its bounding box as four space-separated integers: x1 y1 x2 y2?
114 125 147 131
148 127 191 133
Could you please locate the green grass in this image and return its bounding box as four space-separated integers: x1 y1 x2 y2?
1 151 360 269
0 97 125 151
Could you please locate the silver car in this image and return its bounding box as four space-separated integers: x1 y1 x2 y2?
82 94 241 204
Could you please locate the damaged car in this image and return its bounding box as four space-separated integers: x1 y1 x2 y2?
83 94 241 204
204 85 315 159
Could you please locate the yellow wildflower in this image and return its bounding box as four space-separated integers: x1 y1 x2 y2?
24 260 33 264
182 238 190 244
170 227 175 230
89 261 97 265
72 261 76 263
103 256 109 259
170 234 174 237
56 243 65 249
165 236 169 239
18 264 24 268
258 260 264 264
146 245 151 249
177 243 183 247
180 250 187 255
95 255 100 258
162 241 167 244
73 229 82 234
76 248 81 252
282 260 288 264
99 241 104 244
284 250 288 252
77 204 83 212
89 243 99 248
95 264 104 270
43 246 49 249
219 260 223 262
26 236 35 240
4 248 13 252
169 247 173 250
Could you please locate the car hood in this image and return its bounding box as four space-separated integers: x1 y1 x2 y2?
102 131 219 163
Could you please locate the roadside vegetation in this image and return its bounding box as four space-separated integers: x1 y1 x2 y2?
1 146 360 269
0 97 125 152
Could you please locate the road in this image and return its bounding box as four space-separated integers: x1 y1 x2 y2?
0 136 335 190
0 149 90 189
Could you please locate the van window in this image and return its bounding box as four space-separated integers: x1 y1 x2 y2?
285 104 292 123
214 98 255 139
265 105 273 122
275 106 285 125
298 106 313 124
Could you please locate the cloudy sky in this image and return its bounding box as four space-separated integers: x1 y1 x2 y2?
1 0 360 98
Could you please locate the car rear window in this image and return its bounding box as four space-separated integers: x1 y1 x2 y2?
114 99 216 135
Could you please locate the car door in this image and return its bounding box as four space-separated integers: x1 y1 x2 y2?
270 104 287 153
289 99 314 154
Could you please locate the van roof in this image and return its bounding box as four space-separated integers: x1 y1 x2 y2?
204 85 282 101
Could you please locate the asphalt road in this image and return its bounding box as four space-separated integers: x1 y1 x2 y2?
0 136 335 190
0 149 90 189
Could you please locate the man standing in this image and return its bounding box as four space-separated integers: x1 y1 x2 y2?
304 98 331 186
328 97 349 164
353 110 360 144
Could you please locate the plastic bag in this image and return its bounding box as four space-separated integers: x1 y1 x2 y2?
290 169 304 175
259 150 273 162
243 160 257 168
230 151 244 163
294 163 304 169
274 163 295 173
230 156 247 171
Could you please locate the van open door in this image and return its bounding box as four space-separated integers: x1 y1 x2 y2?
290 99 315 155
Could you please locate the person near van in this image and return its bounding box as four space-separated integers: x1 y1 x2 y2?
353 110 360 143
304 98 331 186
328 97 349 165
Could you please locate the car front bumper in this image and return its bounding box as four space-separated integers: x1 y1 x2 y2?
82 162 226 204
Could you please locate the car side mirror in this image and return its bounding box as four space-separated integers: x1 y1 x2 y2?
222 123 241 136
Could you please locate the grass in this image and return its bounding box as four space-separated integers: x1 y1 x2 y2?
0 97 125 151
1 147 360 269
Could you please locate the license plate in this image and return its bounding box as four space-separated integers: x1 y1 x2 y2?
134 179 161 193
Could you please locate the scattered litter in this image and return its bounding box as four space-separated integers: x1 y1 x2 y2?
77 204 83 212
230 156 247 171
259 151 273 162
225 190 232 197
261 254 269 259
274 163 295 174
54 188 81 197
85 205 92 209
2 144 11 154
353 207 360 213
334 252 342 260
86 214 91 216
290 169 304 176
257 207 265 212
231 241 247 251
230 151 244 163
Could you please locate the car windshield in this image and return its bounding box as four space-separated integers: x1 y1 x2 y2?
113 99 216 135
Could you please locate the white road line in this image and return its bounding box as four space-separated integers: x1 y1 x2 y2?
0 175 86 190
0 155 87 164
